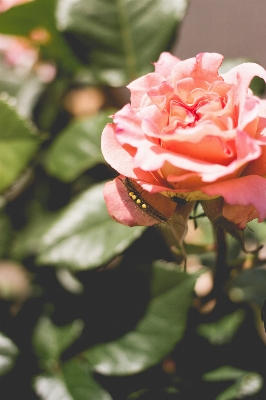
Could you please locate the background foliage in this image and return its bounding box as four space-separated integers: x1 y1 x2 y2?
0 0 266 399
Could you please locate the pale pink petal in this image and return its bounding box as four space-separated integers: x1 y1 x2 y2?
201 175 266 222
171 53 224 84
222 62 266 100
223 63 266 124
101 123 153 182
162 122 235 143
127 73 165 108
103 176 176 227
238 95 259 134
175 77 210 104
113 104 144 147
153 52 180 78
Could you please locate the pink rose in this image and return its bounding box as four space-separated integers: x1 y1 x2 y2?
102 52 266 229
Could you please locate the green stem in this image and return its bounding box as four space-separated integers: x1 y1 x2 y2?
213 224 228 292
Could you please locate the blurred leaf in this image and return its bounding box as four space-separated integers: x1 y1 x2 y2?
0 210 12 258
56 0 188 86
85 261 196 375
33 317 84 370
203 367 263 400
56 269 84 295
203 366 247 381
250 76 265 96
0 0 80 72
45 110 113 182
197 309 246 345
0 332 19 376
34 359 113 400
16 75 45 118
11 202 55 260
62 359 113 400
228 268 266 307
37 181 145 270
0 96 41 192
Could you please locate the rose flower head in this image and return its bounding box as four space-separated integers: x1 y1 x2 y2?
102 52 266 230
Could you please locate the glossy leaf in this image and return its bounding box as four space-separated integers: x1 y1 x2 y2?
37 181 145 270
33 317 84 370
0 0 80 72
34 359 113 400
0 332 19 376
197 309 246 345
45 110 113 182
85 261 196 375
203 367 263 400
0 96 40 192
56 0 188 85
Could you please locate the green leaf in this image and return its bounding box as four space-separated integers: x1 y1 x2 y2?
37 181 145 270
197 309 246 345
34 359 113 400
45 110 113 182
0 0 80 72
0 96 41 192
56 0 188 85
84 261 196 375
0 332 19 376
215 373 263 400
11 202 56 261
203 367 264 400
33 317 84 371
203 366 248 382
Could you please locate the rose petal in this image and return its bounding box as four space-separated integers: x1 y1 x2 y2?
223 62 266 124
127 73 165 108
171 53 224 84
101 123 153 182
222 203 260 230
201 175 266 222
153 52 181 78
103 176 176 227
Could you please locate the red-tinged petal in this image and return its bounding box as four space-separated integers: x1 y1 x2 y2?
153 52 181 78
201 175 266 223
171 53 224 84
103 176 176 227
222 203 260 230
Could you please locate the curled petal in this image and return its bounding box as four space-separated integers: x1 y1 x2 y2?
153 52 181 78
201 175 266 224
171 53 224 84
101 123 153 182
127 73 165 108
104 176 176 227
222 203 260 230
